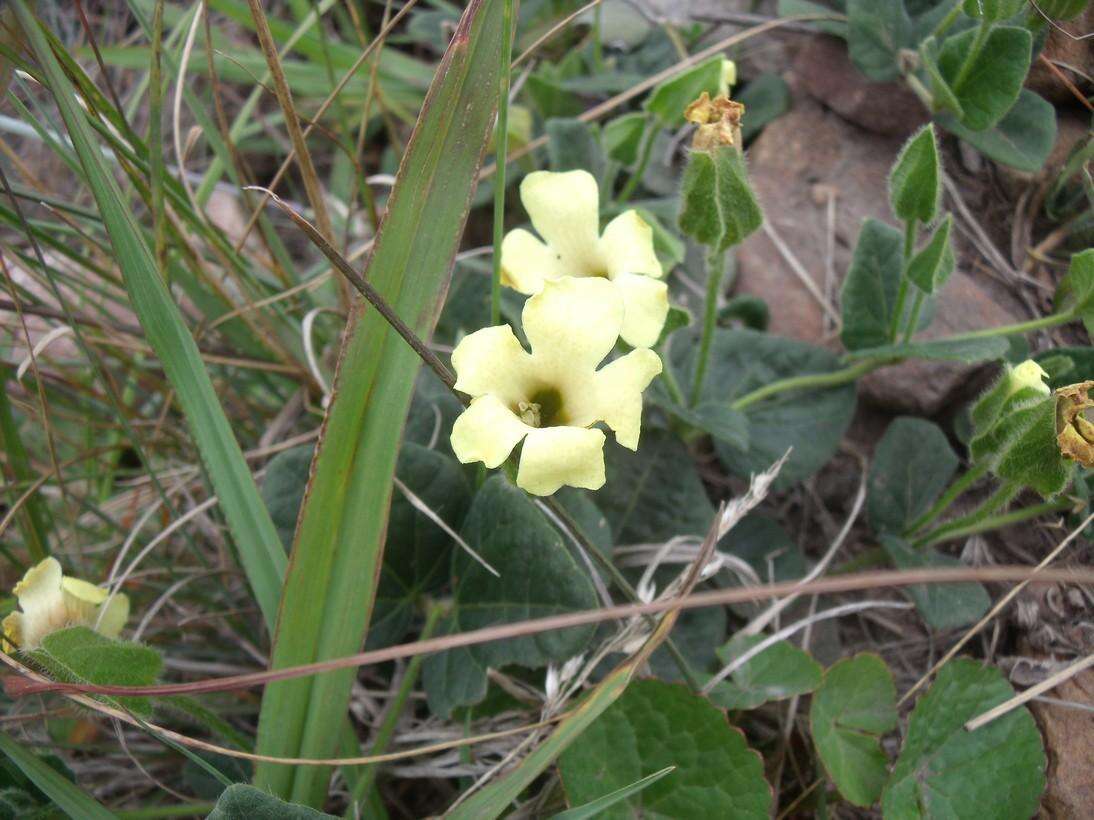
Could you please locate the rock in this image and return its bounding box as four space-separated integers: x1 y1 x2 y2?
1025 8 1094 105
1030 668 1094 818
793 35 930 138
736 95 1025 416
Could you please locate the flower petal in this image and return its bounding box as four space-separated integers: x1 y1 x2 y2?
451 394 531 468
62 577 109 625
451 325 534 404
520 170 602 273
500 228 563 294
600 210 663 279
591 349 662 449
523 277 623 372
517 426 606 496
97 593 130 639
2 612 23 652
13 557 63 617
615 273 669 349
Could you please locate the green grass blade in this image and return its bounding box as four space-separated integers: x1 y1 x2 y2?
446 616 680 820
0 366 50 561
549 766 676 820
12 0 286 627
252 0 505 804
0 732 115 819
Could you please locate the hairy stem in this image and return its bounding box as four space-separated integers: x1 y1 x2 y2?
690 247 727 406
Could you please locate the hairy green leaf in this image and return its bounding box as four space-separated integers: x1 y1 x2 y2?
558 680 772 819
868 417 958 534
940 88 1057 172
208 784 335 819
597 429 715 543
846 0 913 81
939 26 1031 131
30 626 161 718
889 125 941 224
841 219 906 350
678 329 856 488
422 476 598 717
906 214 954 293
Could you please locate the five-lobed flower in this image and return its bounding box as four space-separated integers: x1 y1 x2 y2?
449 277 661 496
500 170 669 348
2 557 129 652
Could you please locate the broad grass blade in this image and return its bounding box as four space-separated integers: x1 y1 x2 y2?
253 0 505 804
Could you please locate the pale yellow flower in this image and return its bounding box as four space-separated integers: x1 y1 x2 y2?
450 277 662 496
500 170 669 348
2 558 129 651
1010 360 1049 396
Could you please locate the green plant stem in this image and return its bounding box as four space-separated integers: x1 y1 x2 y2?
902 292 926 343
591 2 603 70
0 369 50 561
920 497 1072 548
951 17 991 93
914 480 1021 547
906 460 991 535
690 247 727 407
930 1 965 39
888 218 918 341
943 311 1074 341
660 368 686 407
115 805 216 819
730 359 886 411
615 118 657 204
345 604 446 817
490 0 515 325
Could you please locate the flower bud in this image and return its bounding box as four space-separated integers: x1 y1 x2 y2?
1055 381 1094 467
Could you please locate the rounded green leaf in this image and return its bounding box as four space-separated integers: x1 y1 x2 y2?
882 659 1046 819
867 417 958 535
708 635 822 711
810 653 897 807
558 679 772 819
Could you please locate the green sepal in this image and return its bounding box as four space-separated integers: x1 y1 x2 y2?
678 146 763 251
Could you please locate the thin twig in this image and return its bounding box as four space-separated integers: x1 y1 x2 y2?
8 565 1094 700
965 651 1094 732
900 511 1094 704
249 187 459 391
